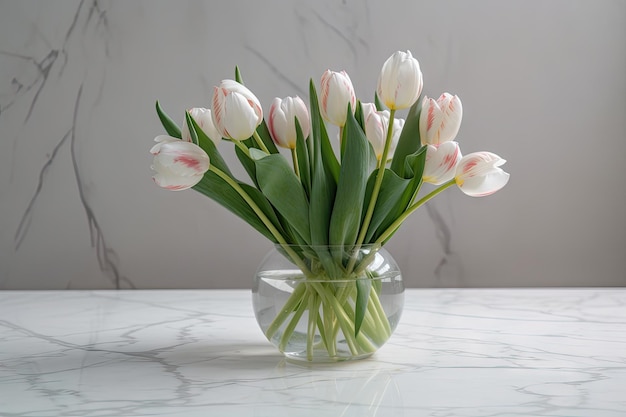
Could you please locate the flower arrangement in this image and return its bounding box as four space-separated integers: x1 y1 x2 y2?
151 51 509 361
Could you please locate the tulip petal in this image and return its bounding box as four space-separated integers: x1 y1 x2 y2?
268 96 310 149
320 70 356 127
365 110 388 160
377 50 423 110
211 80 263 140
455 152 509 197
222 92 260 140
420 93 463 145
151 140 210 191
150 135 179 154
423 142 462 185
460 171 510 197
182 107 222 145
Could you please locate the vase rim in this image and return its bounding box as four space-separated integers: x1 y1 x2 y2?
272 243 384 249
256 268 401 283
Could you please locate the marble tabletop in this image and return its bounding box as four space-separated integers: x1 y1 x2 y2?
1 289 625 417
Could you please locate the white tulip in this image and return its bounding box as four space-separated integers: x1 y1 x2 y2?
319 70 356 127
420 93 463 146
423 142 462 185
182 107 222 145
365 110 404 163
212 80 263 140
151 136 210 191
377 50 423 110
267 96 310 149
455 152 510 197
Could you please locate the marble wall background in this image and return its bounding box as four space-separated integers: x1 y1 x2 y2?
0 0 624 289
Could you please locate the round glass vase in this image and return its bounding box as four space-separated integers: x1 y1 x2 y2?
252 244 404 363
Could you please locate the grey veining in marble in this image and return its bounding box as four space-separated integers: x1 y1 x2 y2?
0 1 625 289
1 288 625 416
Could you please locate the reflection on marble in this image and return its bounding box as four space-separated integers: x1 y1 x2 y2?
1 289 625 416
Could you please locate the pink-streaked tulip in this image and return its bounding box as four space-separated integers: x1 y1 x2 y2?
455 152 510 197
377 50 423 110
212 80 263 140
419 93 463 146
423 142 462 185
267 96 310 149
364 110 405 163
150 135 210 191
319 70 356 127
181 107 221 145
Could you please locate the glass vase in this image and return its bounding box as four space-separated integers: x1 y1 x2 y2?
252 244 404 363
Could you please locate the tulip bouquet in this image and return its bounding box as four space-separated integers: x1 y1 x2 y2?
151 51 509 360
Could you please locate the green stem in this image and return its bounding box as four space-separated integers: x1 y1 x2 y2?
279 288 309 352
307 288 321 361
311 282 358 354
232 139 250 157
311 282 378 355
347 109 396 273
322 288 337 356
209 165 311 276
367 288 391 337
264 281 307 340
340 282 390 346
375 179 456 246
253 131 270 154
290 147 300 179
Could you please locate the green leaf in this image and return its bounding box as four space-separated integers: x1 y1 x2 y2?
254 154 311 244
193 173 278 243
362 168 412 243
354 100 365 130
361 146 427 243
234 121 280 187
390 95 423 178
155 101 181 139
294 118 311 198
234 142 259 187
239 181 286 238
309 157 339 276
255 119 279 154
184 111 199 145
377 146 427 244
309 79 340 183
374 91 384 111
354 278 372 336
188 114 233 176
404 145 428 180
329 106 370 264
235 66 244 84
308 80 340 277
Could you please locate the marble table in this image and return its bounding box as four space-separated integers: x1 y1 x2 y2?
1 289 625 417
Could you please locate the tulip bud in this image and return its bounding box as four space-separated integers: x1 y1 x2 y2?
423 142 462 185
267 96 310 149
150 135 210 191
455 152 510 197
365 110 404 163
377 50 423 110
319 70 356 127
419 93 463 146
212 80 263 141
182 107 222 145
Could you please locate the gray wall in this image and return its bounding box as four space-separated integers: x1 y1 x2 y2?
1 0 624 289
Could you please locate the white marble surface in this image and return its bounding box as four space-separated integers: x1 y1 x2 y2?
1 1 625 289
1 288 625 416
